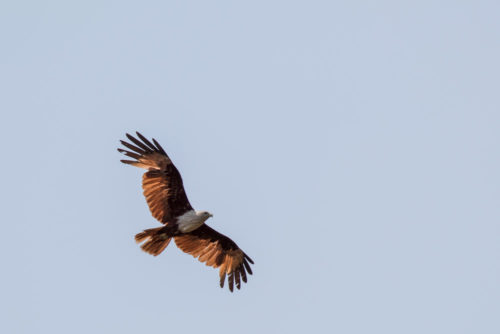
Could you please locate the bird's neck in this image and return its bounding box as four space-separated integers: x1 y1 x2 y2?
177 210 206 233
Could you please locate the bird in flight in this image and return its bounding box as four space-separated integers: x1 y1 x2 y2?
118 132 254 292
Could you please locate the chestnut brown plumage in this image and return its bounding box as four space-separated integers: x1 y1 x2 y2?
174 225 254 291
118 132 254 292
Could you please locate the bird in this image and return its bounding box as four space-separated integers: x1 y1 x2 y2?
118 132 254 292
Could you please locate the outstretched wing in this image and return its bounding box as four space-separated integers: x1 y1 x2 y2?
174 225 254 292
118 132 193 223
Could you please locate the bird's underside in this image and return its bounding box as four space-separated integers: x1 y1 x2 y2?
118 132 254 292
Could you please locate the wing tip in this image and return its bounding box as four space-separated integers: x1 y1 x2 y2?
126 132 138 141
220 272 226 289
244 253 254 264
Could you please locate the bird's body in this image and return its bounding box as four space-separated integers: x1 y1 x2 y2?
118 132 253 291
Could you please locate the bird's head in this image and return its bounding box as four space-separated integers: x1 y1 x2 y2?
196 210 213 221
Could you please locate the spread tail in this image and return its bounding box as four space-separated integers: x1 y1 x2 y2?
135 227 172 256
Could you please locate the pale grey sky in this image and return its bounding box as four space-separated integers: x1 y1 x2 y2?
1 1 499 333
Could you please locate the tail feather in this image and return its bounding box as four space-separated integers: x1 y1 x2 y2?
135 227 172 256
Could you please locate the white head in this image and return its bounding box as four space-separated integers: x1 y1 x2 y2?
196 210 213 221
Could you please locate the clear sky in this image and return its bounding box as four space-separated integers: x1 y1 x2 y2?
1 1 499 333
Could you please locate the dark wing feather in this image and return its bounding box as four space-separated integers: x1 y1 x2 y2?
118 132 193 223
174 225 254 292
